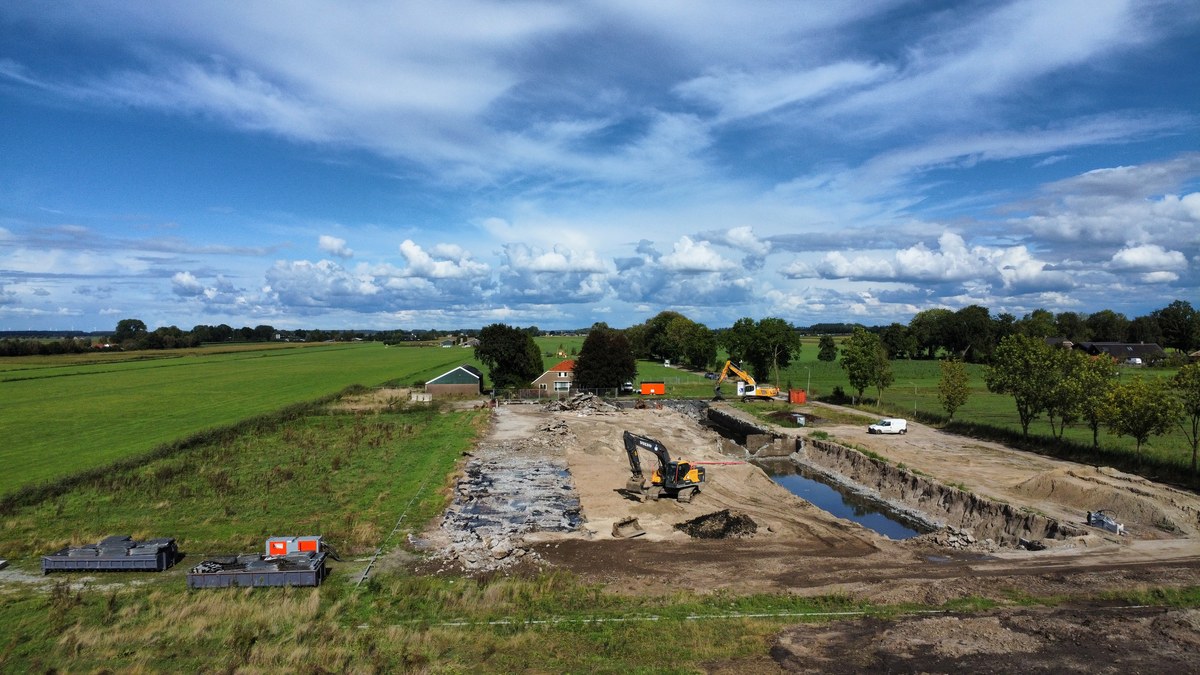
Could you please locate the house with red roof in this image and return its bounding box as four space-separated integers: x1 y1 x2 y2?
531 359 575 395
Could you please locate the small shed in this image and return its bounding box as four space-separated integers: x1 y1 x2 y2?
426 364 483 397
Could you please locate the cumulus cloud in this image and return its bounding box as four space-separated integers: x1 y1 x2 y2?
790 232 1074 297
1015 154 1200 249
1109 244 1188 274
660 236 734 273
318 235 353 258
502 243 607 274
399 239 489 278
171 271 205 297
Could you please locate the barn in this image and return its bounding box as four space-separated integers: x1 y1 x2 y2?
425 364 484 397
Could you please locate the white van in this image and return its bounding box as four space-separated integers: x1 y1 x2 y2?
868 418 907 434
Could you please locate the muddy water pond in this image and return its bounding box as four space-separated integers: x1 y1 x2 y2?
763 463 925 540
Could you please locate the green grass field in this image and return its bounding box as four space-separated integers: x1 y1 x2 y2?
4 333 1192 500
0 342 473 496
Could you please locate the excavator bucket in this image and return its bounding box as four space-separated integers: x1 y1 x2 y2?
612 517 646 538
625 477 648 501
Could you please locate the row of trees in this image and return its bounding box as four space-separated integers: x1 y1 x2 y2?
879 299 1198 364
984 335 1200 471
834 329 1200 473
473 322 642 391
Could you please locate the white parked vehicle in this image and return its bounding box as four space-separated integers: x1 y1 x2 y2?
868 418 907 434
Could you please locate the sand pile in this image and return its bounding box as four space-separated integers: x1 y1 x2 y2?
1011 468 1179 533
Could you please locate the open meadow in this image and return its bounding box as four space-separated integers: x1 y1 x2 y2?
0 342 474 496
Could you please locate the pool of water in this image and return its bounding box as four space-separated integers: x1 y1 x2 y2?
768 467 925 540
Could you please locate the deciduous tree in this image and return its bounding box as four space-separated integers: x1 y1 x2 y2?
573 323 637 389
840 327 890 404
817 335 838 362
1153 300 1198 352
1077 354 1119 449
1043 347 1089 440
1172 362 1200 474
937 359 970 421
720 317 800 383
475 323 543 390
1086 309 1129 342
113 318 147 345
985 334 1056 437
1101 376 1182 462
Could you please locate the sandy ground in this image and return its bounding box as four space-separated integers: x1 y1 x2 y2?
472 402 1200 592
434 399 1200 671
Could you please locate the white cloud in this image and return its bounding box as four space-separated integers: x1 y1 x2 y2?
318 235 353 258
171 271 205 297
676 61 891 122
1109 244 1188 271
502 244 607 274
660 236 733 272
399 239 490 278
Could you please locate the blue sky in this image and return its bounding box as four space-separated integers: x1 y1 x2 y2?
1 1 1198 332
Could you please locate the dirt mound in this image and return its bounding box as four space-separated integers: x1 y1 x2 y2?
1010 468 1180 534
675 509 758 539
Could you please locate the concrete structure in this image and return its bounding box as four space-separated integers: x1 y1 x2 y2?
425 364 483 397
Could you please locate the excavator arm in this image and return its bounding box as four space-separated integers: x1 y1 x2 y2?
713 360 757 400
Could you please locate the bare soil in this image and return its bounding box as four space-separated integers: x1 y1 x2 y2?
422 398 1200 671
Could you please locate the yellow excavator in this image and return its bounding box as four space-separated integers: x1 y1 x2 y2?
622 431 706 503
713 360 780 401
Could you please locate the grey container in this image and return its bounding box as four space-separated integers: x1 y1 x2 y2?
42 537 179 574
186 552 328 589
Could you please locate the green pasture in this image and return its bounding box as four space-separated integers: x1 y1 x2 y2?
771 350 1192 470
0 342 473 496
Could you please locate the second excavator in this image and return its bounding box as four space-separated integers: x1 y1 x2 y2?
712 360 780 401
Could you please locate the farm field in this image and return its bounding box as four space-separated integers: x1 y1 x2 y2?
4 333 1192 501
0 342 474 496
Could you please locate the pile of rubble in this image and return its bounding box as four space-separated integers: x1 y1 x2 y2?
544 392 622 415
924 527 999 552
433 455 584 573
676 509 759 539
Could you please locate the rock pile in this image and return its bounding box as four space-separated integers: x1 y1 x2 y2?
676 509 758 539
544 393 621 415
927 527 998 552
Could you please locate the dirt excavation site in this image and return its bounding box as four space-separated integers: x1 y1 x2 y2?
410 395 1200 672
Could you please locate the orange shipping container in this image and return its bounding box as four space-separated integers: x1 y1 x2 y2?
640 382 665 395
788 389 807 404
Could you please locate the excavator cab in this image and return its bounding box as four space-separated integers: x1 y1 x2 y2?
623 430 705 503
